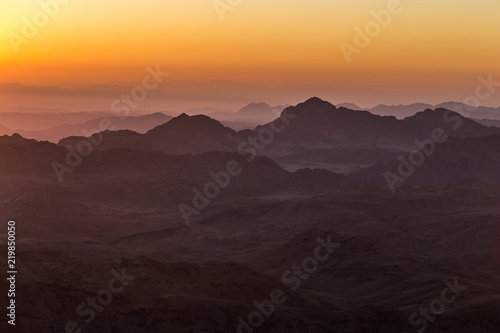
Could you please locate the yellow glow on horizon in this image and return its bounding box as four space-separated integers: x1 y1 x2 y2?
1 0 499 89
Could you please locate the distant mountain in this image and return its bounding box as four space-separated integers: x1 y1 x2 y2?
258 97 404 144
402 108 500 139
185 106 231 116
235 102 285 120
0 110 114 131
59 113 241 155
338 101 500 121
473 118 500 128
145 114 241 154
0 82 68 95
255 98 500 173
369 103 434 118
210 102 286 124
0 124 11 135
336 102 362 110
436 102 500 120
58 97 500 174
17 112 172 142
60 129 154 153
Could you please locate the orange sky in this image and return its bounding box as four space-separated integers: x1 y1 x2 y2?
1 0 500 106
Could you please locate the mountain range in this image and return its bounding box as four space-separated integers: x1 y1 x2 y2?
350 101 500 120
1 97 500 332
57 97 500 175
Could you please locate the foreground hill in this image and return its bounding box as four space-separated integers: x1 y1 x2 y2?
0 134 66 174
3 224 499 332
1 131 499 331
0 133 353 243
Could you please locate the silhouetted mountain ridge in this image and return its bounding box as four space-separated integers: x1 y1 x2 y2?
55 98 500 175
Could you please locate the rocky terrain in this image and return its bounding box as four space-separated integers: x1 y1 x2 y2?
0 97 499 332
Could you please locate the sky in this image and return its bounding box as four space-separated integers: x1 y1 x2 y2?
1 0 500 109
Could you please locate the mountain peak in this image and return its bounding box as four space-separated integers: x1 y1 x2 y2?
147 113 235 138
0 133 36 146
405 108 463 120
291 97 337 114
237 102 272 113
160 113 220 127
337 102 361 110
304 97 332 105
247 102 268 107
